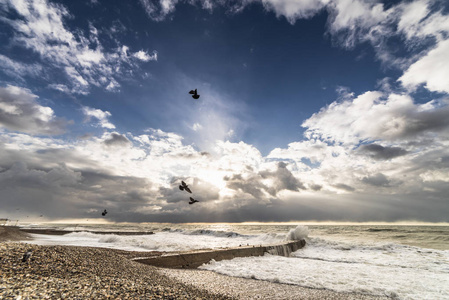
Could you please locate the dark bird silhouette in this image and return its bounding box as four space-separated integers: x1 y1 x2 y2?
22 251 32 262
101 209 107 216
189 89 200 99
179 181 192 193
189 197 199 205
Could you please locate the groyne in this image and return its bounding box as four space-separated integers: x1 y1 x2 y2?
134 239 306 269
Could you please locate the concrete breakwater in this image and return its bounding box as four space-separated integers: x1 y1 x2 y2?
134 239 306 269
19 228 154 236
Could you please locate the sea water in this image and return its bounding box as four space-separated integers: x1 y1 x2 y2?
22 223 449 299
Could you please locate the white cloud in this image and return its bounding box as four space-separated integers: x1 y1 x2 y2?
328 0 388 35
420 170 449 182
397 0 431 40
267 87 449 199
0 85 67 135
261 0 329 22
302 91 449 144
81 106 115 129
1 114 448 221
0 0 156 94
135 0 448 97
0 54 43 80
1 0 449 222
105 79 121 92
192 122 202 131
133 50 158 62
399 39 449 93
47 84 70 93
139 0 178 21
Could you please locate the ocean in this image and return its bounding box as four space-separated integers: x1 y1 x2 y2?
20 223 449 299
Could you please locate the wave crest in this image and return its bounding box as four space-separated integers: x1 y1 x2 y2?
286 225 309 241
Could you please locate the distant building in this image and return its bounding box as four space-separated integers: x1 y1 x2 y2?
0 218 8 226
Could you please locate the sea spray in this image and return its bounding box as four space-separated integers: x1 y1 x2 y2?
286 225 309 241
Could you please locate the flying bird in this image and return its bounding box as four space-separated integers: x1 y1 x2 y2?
179 181 192 193
101 209 107 216
189 197 199 205
189 89 200 99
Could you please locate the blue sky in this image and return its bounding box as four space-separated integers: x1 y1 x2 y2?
1 0 449 223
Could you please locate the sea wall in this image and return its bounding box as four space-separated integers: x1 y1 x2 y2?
134 239 306 269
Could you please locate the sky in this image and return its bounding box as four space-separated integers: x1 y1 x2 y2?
0 0 448 223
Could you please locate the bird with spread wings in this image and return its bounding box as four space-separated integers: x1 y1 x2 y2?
179 181 192 193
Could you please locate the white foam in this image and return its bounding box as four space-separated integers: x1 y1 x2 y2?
286 225 309 241
200 239 449 299
25 229 288 252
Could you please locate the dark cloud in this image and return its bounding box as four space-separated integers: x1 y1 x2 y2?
358 143 408 160
402 105 449 138
0 146 105 175
362 173 391 187
225 162 305 199
225 174 267 199
333 183 355 192
1 159 448 223
309 184 322 191
260 162 306 194
0 85 69 135
103 133 131 147
0 162 156 219
108 190 449 223
160 177 220 204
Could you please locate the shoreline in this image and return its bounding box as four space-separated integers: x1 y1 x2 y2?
19 228 155 236
0 226 391 299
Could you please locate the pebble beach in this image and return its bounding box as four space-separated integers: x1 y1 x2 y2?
1 227 390 299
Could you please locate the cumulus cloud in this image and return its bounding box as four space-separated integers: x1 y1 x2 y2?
159 176 220 204
357 143 408 160
224 161 305 199
0 0 157 94
268 86 449 205
0 85 68 135
82 106 115 129
399 39 449 93
0 128 270 220
103 132 131 147
1 117 448 222
361 173 391 187
133 50 158 62
259 162 306 194
0 161 157 219
1 0 449 222
303 91 449 144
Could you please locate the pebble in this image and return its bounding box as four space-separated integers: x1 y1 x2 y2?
0 243 233 299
